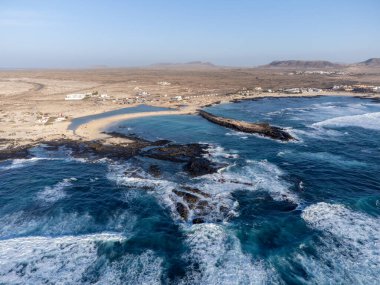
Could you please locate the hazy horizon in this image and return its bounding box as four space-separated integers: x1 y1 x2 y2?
1 0 379 68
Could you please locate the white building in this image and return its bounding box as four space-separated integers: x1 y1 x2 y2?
283 88 302 94
172 96 183 101
100 93 110 99
65 93 89 100
137 91 150 96
158 81 171 86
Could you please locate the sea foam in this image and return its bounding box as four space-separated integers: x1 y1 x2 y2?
313 112 380 130
36 177 77 203
180 223 279 285
300 202 380 284
0 233 126 284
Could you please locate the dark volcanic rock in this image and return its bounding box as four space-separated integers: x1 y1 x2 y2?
142 143 207 162
0 144 32 161
142 143 223 176
182 186 211 198
184 157 226 177
152 140 172 146
148 164 161 178
198 110 295 141
173 189 200 206
192 218 205 224
176 202 189 221
171 186 222 223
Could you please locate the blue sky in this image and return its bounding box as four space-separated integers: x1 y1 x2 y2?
0 0 379 68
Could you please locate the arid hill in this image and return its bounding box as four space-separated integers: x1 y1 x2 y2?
261 60 343 69
149 61 219 70
356 58 380 67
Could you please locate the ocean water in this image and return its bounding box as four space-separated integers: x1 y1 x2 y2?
68 104 169 131
1 96 380 284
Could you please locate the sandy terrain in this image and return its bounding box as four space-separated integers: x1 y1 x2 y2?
0 66 379 150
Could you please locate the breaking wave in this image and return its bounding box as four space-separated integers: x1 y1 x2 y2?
0 233 124 284
0 157 45 171
0 209 136 240
312 112 380 130
180 223 279 285
36 177 77 203
300 202 380 284
107 156 298 224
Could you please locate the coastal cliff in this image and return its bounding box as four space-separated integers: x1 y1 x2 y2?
198 110 295 141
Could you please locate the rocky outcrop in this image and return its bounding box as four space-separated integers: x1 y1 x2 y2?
171 186 223 224
1 133 223 177
142 143 207 162
261 60 343 69
198 110 295 141
0 142 32 161
355 58 380 67
142 143 226 176
184 157 226 177
148 164 161 178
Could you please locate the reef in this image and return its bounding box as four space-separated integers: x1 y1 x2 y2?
0 133 223 177
198 110 295 141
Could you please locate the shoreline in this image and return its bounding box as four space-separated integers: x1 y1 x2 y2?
71 91 380 142
74 108 196 141
0 92 379 157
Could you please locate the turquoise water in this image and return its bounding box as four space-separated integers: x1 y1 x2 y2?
68 104 169 131
1 96 379 284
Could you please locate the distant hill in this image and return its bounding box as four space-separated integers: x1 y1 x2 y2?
261 60 343 69
149 61 219 69
355 58 380 67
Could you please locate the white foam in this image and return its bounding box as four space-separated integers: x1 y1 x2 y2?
0 233 126 284
291 127 343 140
199 159 298 203
313 112 380 130
36 177 77 203
283 151 367 168
0 157 44 171
300 202 380 284
107 157 298 224
205 144 240 160
0 209 136 239
94 250 163 285
277 150 292 157
225 131 249 139
107 163 181 220
180 224 279 285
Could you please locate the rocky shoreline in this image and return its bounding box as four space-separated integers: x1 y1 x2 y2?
1 133 234 224
198 110 295 141
0 132 224 178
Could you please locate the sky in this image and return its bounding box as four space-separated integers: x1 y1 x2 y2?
0 0 379 68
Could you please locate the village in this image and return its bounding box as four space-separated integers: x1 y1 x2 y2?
31 81 373 128
63 82 380 106
1 64 380 139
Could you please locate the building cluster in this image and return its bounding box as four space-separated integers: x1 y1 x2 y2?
332 84 380 93
111 97 147 105
136 91 150 96
65 91 106 101
157 81 171 86
282 88 302 94
65 93 92 100
183 93 219 100
63 82 379 108
292 70 346 75
64 90 153 105
170 96 183 102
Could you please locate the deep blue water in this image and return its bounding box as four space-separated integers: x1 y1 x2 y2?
1 96 380 284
